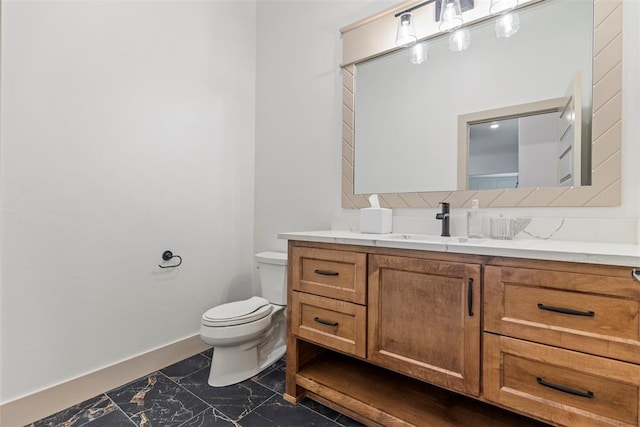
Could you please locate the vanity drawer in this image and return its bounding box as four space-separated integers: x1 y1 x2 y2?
291 247 366 304
484 334 640 427
484 265 640 363
291 291 366 358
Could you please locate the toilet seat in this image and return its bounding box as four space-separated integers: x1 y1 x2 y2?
202 296 272 327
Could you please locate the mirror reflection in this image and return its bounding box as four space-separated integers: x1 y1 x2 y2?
468 111 567 190
463 75 587 191
353 0 593 195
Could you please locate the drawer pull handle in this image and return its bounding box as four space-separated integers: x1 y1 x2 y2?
314 269 339 277
537 304 594 317
536 377 594 399
467 278 474 317
314 317 339 327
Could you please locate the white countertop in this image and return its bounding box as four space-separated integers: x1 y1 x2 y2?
278 230 640 267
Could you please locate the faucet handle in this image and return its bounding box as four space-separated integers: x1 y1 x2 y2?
436 202 451 237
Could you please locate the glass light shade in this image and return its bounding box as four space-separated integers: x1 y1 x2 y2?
409 42 428 64
449 28 471 51
495 12 520 38
396 12 417 47
489 0 518 15
439 0 463 33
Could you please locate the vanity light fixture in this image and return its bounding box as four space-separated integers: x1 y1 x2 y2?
394 0 474 53
396 12 418 47
439 0 464 32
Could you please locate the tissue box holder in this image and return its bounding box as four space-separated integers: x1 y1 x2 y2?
360 208 392 234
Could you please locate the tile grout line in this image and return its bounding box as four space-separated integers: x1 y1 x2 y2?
105 394 138 427
303 403 347 426
34 352 350 427
114 369 231 426
75 394 110 427
157 368 218 409
246 376 345 426
247 360 348 426
159 355 287 424
235 392 279 423
156 367 241 425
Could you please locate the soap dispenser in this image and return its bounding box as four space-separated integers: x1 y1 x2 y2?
467 199 483 238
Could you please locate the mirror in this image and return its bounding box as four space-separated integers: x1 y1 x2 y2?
354 0 591 194
340 0 622 208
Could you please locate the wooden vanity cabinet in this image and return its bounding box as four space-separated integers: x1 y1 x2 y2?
286 240 640 426
483 262 640 426
368 254 481 396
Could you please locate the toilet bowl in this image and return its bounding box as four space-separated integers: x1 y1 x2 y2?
200 252 287 387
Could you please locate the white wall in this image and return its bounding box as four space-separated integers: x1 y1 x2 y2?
254 0 398 254
0 0 256 403
255 0 640 249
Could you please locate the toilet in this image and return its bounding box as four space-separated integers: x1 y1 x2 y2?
200 251 287 387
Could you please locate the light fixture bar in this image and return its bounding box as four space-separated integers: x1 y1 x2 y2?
395 0 475 20
394 0 437 18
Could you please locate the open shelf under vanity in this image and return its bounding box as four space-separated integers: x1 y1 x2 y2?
293 349 548 427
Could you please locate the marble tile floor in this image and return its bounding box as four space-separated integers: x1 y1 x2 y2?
27 349 363 427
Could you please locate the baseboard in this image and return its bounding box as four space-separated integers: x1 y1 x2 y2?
0 334 210 427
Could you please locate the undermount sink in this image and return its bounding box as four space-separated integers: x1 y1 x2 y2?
383 234 445 242
382 234 488 244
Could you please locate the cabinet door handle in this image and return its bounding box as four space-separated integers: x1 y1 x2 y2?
467 278 474 317
314 269 339 276
537 303 594 317
536 377 594 398
314 317 339 327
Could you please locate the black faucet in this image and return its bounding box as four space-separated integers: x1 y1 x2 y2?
435 202 450 237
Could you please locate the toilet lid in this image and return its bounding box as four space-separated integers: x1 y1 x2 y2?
202 296 272 327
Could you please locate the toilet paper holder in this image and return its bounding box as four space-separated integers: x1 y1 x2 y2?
159 250 182 268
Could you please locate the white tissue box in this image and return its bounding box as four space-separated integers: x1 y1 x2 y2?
360 208 392 234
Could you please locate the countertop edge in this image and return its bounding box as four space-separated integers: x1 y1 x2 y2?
278 231 640 267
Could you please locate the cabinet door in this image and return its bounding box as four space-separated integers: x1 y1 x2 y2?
368 255 481 396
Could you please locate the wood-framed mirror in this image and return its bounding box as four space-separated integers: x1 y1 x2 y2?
340 0 622 208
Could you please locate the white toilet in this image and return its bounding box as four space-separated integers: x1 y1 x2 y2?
200 251 287 387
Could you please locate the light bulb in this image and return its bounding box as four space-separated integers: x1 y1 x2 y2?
449 28 471 52
489 0 518 15
410 43 428 64
396 12 417 47
495 12 520 38
439 0 463 33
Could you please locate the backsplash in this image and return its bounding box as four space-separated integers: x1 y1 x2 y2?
332 213 639 245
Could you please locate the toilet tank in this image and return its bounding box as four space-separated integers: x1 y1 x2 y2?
255 252 288 305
